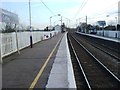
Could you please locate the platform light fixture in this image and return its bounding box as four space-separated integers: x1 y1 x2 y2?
50 14 61 27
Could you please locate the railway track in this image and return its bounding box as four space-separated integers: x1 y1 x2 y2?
73 33 120 79
68 33 120 89
75 33 120 61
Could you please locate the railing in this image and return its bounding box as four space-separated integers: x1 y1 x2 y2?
97 30 120 38
0 31 59 61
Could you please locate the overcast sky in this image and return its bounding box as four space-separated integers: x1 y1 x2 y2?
1 0 120 29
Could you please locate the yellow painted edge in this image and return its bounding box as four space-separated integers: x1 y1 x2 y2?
28 35 63 90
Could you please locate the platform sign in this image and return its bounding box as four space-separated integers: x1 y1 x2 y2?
97 21 106 27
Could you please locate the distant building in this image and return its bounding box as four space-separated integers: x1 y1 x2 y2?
0 8 19 30
54 25 61 31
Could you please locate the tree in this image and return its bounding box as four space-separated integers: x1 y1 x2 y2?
2 24 16 33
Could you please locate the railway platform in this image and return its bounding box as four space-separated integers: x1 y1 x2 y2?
46 33 76 88
2 32 76 89
76 31 120 43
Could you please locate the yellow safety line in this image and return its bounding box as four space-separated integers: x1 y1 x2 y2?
28 35 63 90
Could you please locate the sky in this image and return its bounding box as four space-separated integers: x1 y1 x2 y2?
0 0 120 29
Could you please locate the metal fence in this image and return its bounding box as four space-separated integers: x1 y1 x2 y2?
97 30 120 38
0 31 59 63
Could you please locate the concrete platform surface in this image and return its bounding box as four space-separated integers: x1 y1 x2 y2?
46 32 76 88
2 33 63 88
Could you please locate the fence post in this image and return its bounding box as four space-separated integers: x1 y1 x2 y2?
15 24 20 54
115 32 117 38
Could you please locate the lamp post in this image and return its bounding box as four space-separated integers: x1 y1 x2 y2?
62 17 70 27
115 17 117 31
106 15 110 26
29 0 33 48
107 15 117 30
61 15 62 26
50 16 52 28
115 17 118 38
50 14 61 27
106 15 118 37
76 18 81 27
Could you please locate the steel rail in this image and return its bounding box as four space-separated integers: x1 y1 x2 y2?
71 35 120 83
68 35 92 90
75 33 120 61
89 41 120 61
